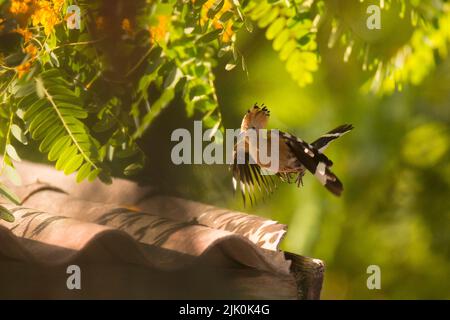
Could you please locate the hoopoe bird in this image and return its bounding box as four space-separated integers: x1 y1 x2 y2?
232 104 353 205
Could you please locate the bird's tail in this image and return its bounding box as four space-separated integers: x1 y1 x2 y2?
281 130 350 196
311 124 354 152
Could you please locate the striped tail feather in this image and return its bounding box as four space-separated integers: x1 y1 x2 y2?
313 162 344 196
281 132 344 196
312 124 354 152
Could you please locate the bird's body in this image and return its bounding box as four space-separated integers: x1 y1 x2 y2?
232 104 353 204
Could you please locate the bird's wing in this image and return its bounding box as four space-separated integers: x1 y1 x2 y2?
280 131 343 196
231 151 279 206
311 124 354 152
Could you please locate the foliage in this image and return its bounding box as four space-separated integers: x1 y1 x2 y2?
0 0 448 223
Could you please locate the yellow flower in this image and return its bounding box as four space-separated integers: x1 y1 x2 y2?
9 0 33 15
32 6 58 35
122 18 133 35
149 15 169 44
14 28 33 43
9 1 64 37
200 0 232 25
30 0 65 35
15 61 32 79
222 21 234 43
24 43 38 57
52 0 65 10
200 0 234 43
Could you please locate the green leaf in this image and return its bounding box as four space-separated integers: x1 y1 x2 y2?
0 183 21 205
16 109 25 120
48 136 71 161
175 76 187 93
244 18 254 33
207 0 225 19
51 94 81 106
49 50 60 68
39 126 65 153
4 165 21 186
297 34 311 46
163 67 180 89
6 144 21 162
197 29 222 43
57 103 88 119
219 11 234 23
11 124 28 145
17 94 38 111
21 71 103 182
124 163 144 176
64 153 84 175
47 86 79 99
36 77 45 98
273 29 290 51
134 89 175 138
40 69 65 81
87 168 101 182
250 1 271 21
280 39 297 61
24 100 47 122
225 63 237 71
257 6 279 28
55 144 77 171
266 17 286 40
76 163 91 183
0 205 15 223
32 114 58 140
13 81 35 98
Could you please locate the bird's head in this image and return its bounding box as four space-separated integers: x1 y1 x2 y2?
240 104 270 131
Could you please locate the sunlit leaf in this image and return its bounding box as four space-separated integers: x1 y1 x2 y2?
0 183 21 205
0 205 15 223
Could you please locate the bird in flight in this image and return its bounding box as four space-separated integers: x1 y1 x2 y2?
231 104 353 205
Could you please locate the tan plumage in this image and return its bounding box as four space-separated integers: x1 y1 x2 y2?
232 104 353 205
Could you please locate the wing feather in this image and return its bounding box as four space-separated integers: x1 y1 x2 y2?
312 124 353 152
281 131 344 196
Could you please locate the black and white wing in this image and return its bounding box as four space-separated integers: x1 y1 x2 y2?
231 153 279 206
311 124 353 152
280 131 344 196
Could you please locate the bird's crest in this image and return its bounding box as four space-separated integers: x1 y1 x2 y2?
240 103 270 131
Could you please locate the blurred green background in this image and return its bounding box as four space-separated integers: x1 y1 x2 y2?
142 6 450 299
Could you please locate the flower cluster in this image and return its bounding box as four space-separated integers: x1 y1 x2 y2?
121 18 133 36
149 15 169 44
7 0 65 78
32 0 65 35
14 41 39 78
15 60 33 78
10 0 65 35
9 0 34 15
13 27 33 42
